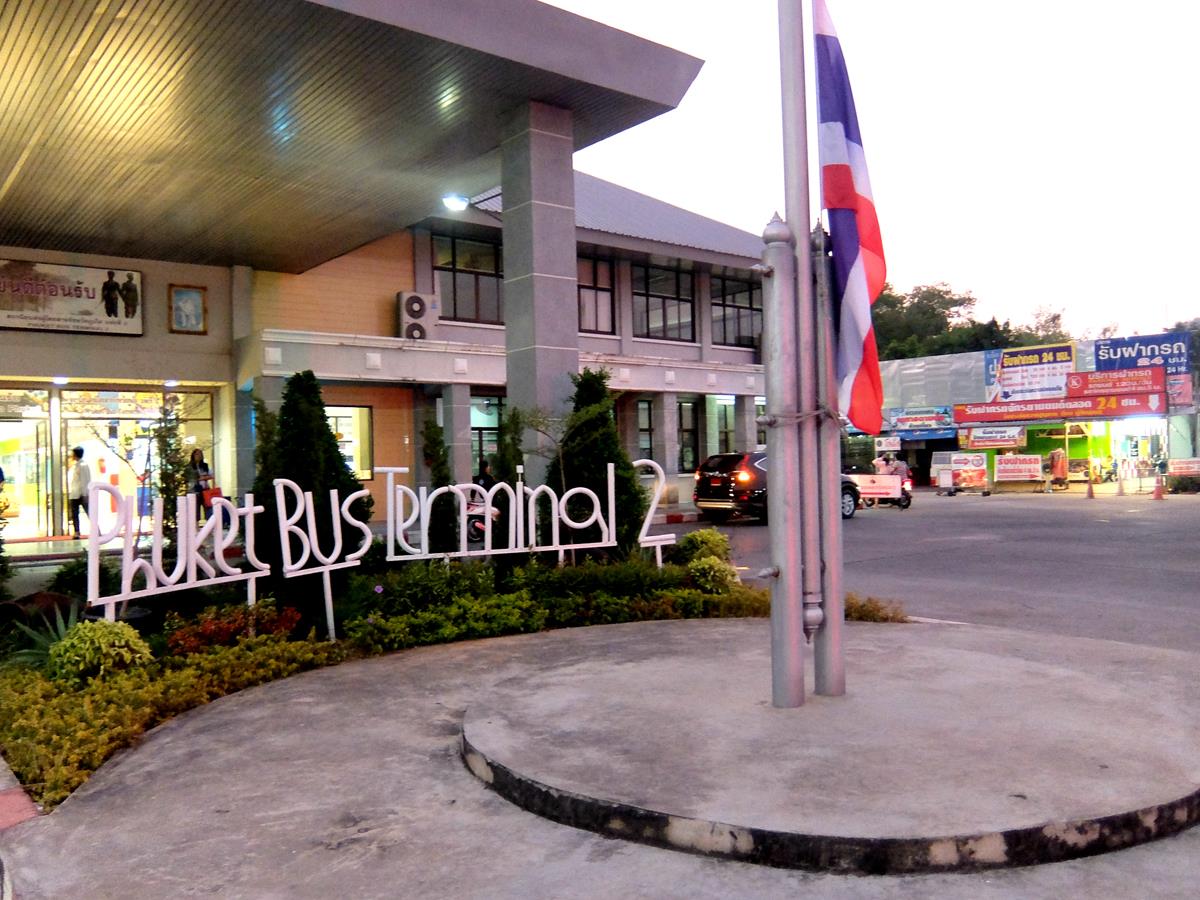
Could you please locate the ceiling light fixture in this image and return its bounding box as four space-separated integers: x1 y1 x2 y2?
441 194 469 212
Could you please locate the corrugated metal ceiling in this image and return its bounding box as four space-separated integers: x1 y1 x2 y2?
0 0 692 272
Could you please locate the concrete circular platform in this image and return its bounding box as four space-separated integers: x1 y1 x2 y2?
461 618 1200 874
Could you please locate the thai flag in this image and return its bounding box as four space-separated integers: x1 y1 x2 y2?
814 0 886 434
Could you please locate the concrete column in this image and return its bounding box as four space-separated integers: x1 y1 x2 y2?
501 101 579 486
696 268 713 357
704 395 720 455
616 393 641 459
735 394 759 452
442 383 473 484
652 392 680 478
231 265 253 340
616 259 635 356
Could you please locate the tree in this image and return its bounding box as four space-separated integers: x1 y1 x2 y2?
543 368 646 554
251 371 373 580
420 418 457 553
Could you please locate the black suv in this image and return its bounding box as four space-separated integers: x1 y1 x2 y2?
692 451 860 522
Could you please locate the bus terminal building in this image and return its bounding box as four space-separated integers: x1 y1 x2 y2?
1 0 1194 542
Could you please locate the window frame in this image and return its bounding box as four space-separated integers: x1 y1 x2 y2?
710 274 763 348
432 234 505 325
577 257 615 335
632 263 695 343
636 399 654 462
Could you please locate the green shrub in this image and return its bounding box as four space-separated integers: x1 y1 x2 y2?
667 528 731 565
1167 475 1200 493
163 598 301 656
0 635 347 808
844 592 908 623
686 555 740 594
4 601 81 669
347 561 497 618
46 620 154 685
510 557 686 600
48 554 121 601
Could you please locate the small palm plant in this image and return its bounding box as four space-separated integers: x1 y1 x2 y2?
5 602 81 669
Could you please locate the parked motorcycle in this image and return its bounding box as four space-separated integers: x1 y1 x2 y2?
466 501 500 543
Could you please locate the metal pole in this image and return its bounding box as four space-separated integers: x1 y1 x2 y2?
778 0 824 650
761 218 805 707
812 225 846 695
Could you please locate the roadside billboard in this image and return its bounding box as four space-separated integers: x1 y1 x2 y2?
1095 332 1192 409
951 453 988 489
881 406 956 440
962 426 1026 449
1166 458 1200 476
995 454 1043 481
954 392 1167 424
1066 368 1165 397
995 343 1074 401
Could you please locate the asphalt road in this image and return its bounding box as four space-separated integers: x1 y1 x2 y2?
672 489 1200 653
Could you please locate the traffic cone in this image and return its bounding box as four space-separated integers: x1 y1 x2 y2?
1153 475 1165 501
1086 479 1095 499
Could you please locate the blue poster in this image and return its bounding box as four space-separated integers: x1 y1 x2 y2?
1095 332 1190 376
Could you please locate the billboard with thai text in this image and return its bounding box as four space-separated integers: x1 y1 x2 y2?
0 259 144 335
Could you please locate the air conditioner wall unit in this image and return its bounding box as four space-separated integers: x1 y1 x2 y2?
396 291 437 340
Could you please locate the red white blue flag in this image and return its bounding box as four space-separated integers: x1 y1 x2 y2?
814 0 886 434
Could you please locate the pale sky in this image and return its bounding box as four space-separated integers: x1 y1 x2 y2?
544 0 1200 339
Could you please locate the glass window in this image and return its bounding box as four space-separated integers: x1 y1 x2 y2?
637 400 653 461
678 400 698 471
326 406 373 481
711 274 764 348
716 400 736 453
632 263 695 342
756 397 766 449
432 233 504 324
577 258 614 334
470 397 504 469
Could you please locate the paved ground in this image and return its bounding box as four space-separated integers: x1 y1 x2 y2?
717 488 1200 651
3 619 1200 898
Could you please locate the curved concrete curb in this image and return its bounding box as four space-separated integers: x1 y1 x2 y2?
461 732 1200 875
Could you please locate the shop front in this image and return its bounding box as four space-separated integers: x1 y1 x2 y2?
0 385 217 540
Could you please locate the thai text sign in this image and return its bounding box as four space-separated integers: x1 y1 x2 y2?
1095 332 1193 410
1066 368 1165 397
1 259 143 335
995 454 1043 481
954 392 1167 424
1095 332 1190 375
1167 458 1200 476
874 436 901 452
846 473 901 499
962 426 1025 449
996 343 1074 401
951 453 988 489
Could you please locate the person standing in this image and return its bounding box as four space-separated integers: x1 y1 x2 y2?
474 458 496 491
101 271 120 318
120 273 139 319
67 446 92 537
185 448 214 521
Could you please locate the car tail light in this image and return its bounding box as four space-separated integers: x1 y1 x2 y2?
734 468 753 484
694 470 701 481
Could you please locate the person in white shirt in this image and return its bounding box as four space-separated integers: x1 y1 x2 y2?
68 446 92 538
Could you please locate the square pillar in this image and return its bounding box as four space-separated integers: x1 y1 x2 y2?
442 383 474 485
735 395 759 452
501 101 579 485
652 392 680 478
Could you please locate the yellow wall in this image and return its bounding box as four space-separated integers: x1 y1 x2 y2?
321 383 415 521
253 233 414 336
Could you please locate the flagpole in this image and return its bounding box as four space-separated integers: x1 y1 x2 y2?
772 0 820 710
779 0 825 653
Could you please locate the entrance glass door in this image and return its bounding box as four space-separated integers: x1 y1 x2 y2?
0 419 51 539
